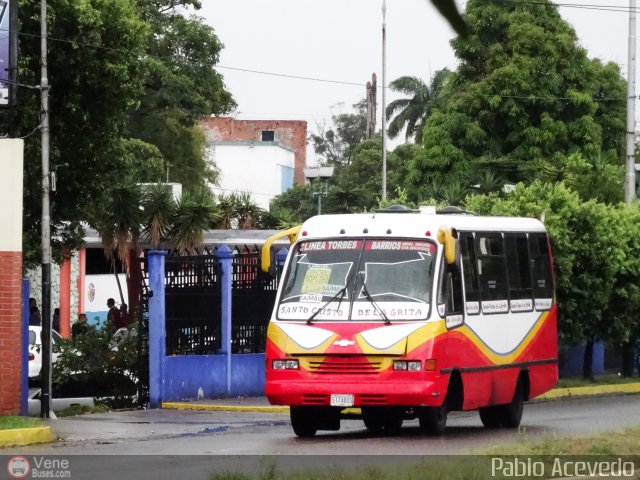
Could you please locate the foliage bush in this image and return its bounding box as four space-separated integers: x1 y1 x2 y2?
464 182 640 353
53 325 138 407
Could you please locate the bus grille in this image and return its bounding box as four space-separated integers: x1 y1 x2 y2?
359 394 387 405
302 394 327 405
307 358 382 374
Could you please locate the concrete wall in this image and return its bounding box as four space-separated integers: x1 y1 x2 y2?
163 354 265 400
210 143 295 209
0 139 23 415
200 117 307 184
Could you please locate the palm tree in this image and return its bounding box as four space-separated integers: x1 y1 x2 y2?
142 183 176 248
385 68 452 143
215 193 238 229
235 192 265 230
171 188 220 254
90 176 144 307
474 170 506 195
93 183 220 315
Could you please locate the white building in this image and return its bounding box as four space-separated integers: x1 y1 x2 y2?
210 141 296 210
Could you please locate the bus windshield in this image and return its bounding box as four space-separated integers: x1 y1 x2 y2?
277 238 436 321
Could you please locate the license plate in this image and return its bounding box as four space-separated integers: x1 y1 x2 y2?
330 394 354 407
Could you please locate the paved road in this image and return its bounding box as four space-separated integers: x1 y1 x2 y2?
2 394 639 479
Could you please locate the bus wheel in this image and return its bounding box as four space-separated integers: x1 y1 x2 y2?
500 379 524 428
419 405 447 435
290 406 318 438
479 406 502 428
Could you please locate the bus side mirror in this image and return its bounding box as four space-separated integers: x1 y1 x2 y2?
437 227 457 265
261 226 301 274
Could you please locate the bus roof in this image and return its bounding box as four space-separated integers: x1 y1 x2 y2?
298 211 546 241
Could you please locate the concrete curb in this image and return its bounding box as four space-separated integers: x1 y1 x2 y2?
0 426 53 448
162 402 289 413
163 382 640 413
537 382 640 400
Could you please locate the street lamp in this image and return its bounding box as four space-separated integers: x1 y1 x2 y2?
304 167 334 215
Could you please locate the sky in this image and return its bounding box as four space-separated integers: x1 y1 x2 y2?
198 0 634 164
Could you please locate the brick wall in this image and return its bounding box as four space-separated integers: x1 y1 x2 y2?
0 251 22 415
200 117 307 184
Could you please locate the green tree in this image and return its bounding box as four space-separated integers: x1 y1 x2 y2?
269 184 317 224
464 182 635 376
126 4 236 188
13 0 149 267
10 0 235 267
310 100 368 168
385 69 452 143
411 0 626 196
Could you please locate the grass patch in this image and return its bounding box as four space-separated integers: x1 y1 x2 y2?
0 416 43 430
481 425 640 456
556 373 640 389
208 428 640 480
55 404 110 417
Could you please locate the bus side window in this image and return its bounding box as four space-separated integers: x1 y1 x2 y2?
505 234 534 312
529 233 554 311
437 258 464 328
476 233 509 314
460 232 480 315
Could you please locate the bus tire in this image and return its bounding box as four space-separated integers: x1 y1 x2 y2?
500 379 524 428
479 406 502 428
290 406 318 438
419 405 447 436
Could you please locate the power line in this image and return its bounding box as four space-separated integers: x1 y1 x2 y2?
0 28 369 89
504 0 638 13
0 0 636 105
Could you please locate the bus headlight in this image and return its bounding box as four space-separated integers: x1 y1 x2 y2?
407 361 422 371
273 359 299 370
393 360 422 371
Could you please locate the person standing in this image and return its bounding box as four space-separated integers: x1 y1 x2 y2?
52 308 60 332
29 298 41 326
118 303 129 328
72 313 89 338
106 298 121 329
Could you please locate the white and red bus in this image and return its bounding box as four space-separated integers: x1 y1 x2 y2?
262 206 557 437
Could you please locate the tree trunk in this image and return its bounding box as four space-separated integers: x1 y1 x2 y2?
621 340 635 378
126 249 142 319
582 338 594 381
112 259 126 306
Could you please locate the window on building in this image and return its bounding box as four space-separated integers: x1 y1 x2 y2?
261 130 275 142
86 248 125 275
280 166 294 192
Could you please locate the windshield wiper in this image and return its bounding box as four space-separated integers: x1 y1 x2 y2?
359 274 391 325
306 284 348 324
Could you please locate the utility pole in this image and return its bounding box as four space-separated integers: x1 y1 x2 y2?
40 0 52 418
381 0 387 200
366 73 377 140
626 0 637 204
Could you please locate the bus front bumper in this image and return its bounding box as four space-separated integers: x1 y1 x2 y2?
266 379 444 407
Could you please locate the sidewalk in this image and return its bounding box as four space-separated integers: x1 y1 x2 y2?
3 381 640 449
